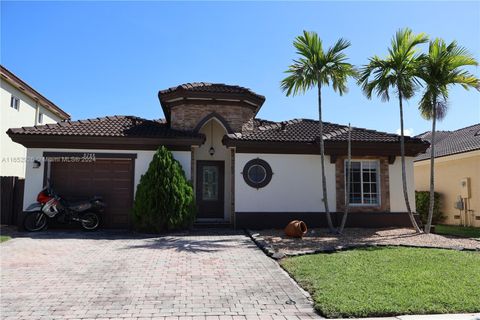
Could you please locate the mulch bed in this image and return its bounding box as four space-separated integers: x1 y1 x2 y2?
248 228 480 259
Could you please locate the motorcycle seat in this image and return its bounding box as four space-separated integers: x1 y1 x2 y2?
68 202 92 212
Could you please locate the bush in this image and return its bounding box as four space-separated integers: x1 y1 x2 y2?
132 146 195 232
415 191 444 225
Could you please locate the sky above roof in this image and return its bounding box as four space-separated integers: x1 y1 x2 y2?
2 1 479 136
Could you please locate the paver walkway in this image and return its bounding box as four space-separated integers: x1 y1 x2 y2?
0 230 320 320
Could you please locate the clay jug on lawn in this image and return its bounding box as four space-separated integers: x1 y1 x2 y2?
284 220 308 238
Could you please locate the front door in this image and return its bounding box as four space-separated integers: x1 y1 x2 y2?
196 161 225 219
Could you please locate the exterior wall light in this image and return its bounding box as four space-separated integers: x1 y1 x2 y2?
33 160 41 169
209 147 215 156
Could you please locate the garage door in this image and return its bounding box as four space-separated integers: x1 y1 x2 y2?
49 157 134 229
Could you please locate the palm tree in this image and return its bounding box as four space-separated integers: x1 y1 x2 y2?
281 31 356 232
358 28 427 233
417 39 479 233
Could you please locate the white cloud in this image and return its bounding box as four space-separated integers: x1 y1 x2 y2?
396 128 414 136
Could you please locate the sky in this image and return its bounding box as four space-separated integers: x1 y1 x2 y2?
1 1 479 136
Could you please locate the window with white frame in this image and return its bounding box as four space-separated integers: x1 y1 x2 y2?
10 95 20 110
38 112 44 124
346 160 380 205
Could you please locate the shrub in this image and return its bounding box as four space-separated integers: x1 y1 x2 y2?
415 191 444 225
132 146 195 232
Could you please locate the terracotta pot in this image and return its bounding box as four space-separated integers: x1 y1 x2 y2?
284 220 308 238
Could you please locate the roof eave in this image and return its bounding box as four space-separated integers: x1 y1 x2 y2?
7 132 205 150
223 138 429 156
0 65 70 120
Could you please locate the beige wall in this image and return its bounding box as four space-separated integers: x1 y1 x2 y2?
1 80 64 177
414 150 480 227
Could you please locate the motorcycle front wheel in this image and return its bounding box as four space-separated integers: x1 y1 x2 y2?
24 211 47 232
81 212 100 231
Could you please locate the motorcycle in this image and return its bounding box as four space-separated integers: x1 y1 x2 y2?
23 186 105 232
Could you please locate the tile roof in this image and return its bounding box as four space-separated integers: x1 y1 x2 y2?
159 82 265 101
415 123 480 161
7 115 427 147
228 118 425 144
6 115 201 139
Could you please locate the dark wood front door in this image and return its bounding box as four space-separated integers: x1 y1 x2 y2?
196 161 224 219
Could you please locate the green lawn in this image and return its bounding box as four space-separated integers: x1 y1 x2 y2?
435 225 480 239
281 247 480 318
0 235 11 243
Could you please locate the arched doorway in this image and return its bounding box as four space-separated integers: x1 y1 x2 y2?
194 116 232 221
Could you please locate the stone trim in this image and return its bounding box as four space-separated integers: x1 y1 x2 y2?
336 156 390 213
170 104 256 133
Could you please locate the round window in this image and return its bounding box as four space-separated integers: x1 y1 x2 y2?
247 164 267 184
242 159 272 189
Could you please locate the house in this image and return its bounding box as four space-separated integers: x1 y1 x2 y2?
7 83 428 229
1 65 70 177
414 124 480 227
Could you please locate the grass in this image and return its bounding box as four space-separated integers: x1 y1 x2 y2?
435 224 480 239
0 235 11 243
281 247 480 318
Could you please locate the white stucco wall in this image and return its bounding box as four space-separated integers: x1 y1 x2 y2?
235 153 336 212
389 156 416 212
1 80 64 177
22 148 191 210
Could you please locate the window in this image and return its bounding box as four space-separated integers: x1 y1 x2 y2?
242 158 273 189
38 112 44 124
346 160 380 205
248 164 267 184
202 166 218 200
10 95 20 110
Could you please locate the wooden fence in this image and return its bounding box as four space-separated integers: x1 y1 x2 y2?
0 176 25 226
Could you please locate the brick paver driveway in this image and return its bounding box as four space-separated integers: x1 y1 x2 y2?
1 230 321 320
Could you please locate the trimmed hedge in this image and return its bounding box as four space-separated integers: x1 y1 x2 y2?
132 146 195 232
415 191 444 225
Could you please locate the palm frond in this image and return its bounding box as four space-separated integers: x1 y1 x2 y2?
418 38 479 121
281 31 355 97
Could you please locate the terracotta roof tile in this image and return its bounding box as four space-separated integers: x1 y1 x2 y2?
415 123 480 161
229 118 424 144
8 115 427 146
159 82 265 101
7 115 200 139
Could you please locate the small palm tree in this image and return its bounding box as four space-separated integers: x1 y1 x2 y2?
281 31 356 232
358 28 427 233
417 39 479 233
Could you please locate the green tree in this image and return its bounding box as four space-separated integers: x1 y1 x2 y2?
417 39 479 233
281 31 356 232
358 28 427 233
132 146 195 232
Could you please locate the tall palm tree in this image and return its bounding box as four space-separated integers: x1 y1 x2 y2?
281 31 356 232
358 28 427 233
417 39 479 233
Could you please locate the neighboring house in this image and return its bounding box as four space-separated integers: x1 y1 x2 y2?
1 65 70 177
8 83 428 229
414 124 480 228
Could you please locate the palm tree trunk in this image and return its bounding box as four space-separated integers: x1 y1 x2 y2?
425 97 437 234
398 90 421 233
318 82 334 232
338 124 352 234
